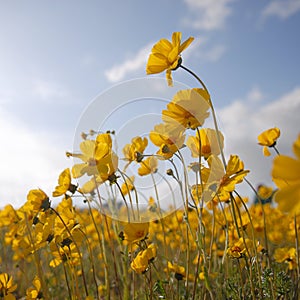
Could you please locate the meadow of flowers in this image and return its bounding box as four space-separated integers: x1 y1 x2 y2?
0 32 300 300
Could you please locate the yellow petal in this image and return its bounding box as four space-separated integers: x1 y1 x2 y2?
293 134 300 159
275 184 300 214
33 275 41 291
166 69 173 86
179 36 194 53
146 54 169 74
80 140 96 159
263 146 271 156
152 38 173 56
272 155 300 184
172 32 181 46
72 163 87 178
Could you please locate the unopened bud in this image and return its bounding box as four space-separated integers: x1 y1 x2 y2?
166 169 174 176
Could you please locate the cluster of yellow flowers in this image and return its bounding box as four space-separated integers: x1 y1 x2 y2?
0 32 299 299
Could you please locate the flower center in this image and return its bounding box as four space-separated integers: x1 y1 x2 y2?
88 158 97 166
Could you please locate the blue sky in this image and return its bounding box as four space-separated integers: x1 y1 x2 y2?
1 0 300 207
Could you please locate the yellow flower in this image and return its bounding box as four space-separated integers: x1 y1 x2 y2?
257 127 280 156
121 222 149 244
162 88 210 129
258 185 273 199
138 156 158 176
186 128 224 159
272 134 300 213
121 176 135 196
53 168 77 197
26 276 42 300
227 238 253 258
146 32 194 86
0 273 17 299
123 136 148 163
196 155 249 203
199 268 218 281
254 184 274 205
130 244 157 274
216 155 249 201
70 133 118 182
166 261 187 281
149 122 185 159
0 205 19 227
49 243 81 268
69 139 99 177
274 247 297 270
27 189 51 213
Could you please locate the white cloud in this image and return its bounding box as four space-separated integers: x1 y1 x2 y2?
0 106 71 208
183 0 235 31
217 86 300 197
104 43 152 83
261 0 300 20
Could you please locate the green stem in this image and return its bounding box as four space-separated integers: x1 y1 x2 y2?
273 145 280 155
180 65 227 168
94 184 123 300
51 208 89 297
295 215 300 279
245 178 271 267
24 213 50 300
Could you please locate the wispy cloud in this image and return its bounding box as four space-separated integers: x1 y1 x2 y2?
261 0 300 20
182 0 235 31
104 43 152 83
218 86 300 194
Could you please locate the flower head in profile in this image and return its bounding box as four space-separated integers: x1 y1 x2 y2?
254 184 274 205
27 189 51 213
49 243 80 268
138 156 158 176
149 122 185 159
162 88 210 129
186 128 224 159
166 261 190 281
146 32 194 86
257 127 280 156
130 244 157 274
274 247 297 270
53 168 77 197
196 155 249 203
272 134 300 214
120 222 149 244
216 155 249 201
26 276 42 300
120 176 135 196
123 136 148 163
